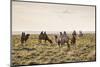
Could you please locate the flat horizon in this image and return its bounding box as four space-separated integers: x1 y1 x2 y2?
12 31 95 35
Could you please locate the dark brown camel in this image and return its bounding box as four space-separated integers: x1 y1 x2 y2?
39 31 52 44
21 32 30 44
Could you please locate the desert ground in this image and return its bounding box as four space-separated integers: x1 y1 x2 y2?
11 33 96 66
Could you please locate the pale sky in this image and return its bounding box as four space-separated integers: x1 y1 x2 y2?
12 1 95 32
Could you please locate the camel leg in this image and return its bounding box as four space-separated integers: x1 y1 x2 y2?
67 42 70 50
44 40 47 44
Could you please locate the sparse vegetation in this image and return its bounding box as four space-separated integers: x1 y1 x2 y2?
11 33 96 66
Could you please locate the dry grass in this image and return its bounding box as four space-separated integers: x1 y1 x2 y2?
11 33 96 66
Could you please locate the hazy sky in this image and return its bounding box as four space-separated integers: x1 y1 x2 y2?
12 1 95 32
